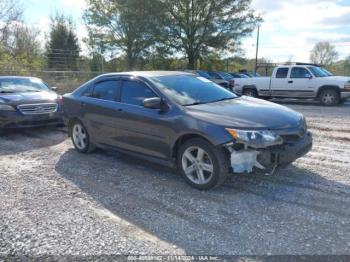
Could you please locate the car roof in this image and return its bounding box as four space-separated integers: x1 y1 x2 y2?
99 71 194 78
0 76 41 80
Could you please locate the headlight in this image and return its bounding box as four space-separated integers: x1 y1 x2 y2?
344 84 350 91
226 128 283 148
0 104 15 111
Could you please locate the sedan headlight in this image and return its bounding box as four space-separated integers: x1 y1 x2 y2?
0 104 15 111
226 128 283 148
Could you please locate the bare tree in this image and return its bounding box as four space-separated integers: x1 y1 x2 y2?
310 41 338 65
0 0 23 42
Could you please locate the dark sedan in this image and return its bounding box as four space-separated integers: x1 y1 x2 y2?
185 70 230 90
0 77 63 129
63 71 312 190
208 71 235 89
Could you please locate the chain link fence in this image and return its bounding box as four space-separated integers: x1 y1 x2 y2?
0 69 103 94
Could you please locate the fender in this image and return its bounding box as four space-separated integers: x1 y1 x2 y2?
316 85 341 97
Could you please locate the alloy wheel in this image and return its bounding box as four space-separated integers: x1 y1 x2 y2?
72 123 88 150
181 146 214 185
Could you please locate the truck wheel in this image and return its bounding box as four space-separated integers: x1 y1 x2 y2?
319 89 340 106
243 88 258 98
177 138 229 190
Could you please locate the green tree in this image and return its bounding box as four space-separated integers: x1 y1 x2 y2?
159 0 261 69
84 0 164 70
310 41 338 66
46 13 80 71
344 55 350 75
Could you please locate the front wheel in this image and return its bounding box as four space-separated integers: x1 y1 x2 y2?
243 88 258 98
177 138 229 190
319 89 340 106
70 120 96 153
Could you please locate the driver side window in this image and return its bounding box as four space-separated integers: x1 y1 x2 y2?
290 67 311 78
121 80 157 106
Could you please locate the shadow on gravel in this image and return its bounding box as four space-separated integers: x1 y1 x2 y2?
55 148 350 254
0 126 67 156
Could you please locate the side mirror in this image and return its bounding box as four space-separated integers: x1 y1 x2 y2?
305 74 312 79
51 86 58 91
143 97 167 110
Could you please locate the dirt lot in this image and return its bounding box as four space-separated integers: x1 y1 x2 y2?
1 101 350 258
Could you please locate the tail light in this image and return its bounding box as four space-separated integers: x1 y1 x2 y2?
57 96 64 107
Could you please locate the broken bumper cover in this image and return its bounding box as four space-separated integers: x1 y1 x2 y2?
268 131 312 165
228 131 313 174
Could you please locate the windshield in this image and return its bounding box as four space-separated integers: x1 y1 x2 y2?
321 68 334 76
197 71 212 79
150 75 237 106
218 72 233 81
0 78 49 93
239 74 249 78
308 66 329 77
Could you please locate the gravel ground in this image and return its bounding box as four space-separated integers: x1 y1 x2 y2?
0 100 350 258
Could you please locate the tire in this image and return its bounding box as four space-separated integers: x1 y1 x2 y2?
177 138 229 190
243 88 258 98
70 120 96 153
319 88 340 106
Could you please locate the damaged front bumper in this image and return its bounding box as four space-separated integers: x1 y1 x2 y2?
226 131 313 175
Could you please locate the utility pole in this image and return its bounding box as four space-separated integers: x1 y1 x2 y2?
254 25 260 74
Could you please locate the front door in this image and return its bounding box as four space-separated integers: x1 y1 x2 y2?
287 67 315 97
113 78 171 159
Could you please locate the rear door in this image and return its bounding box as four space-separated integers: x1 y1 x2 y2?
270 67 289 97
80 78 123 146
113 78 171 159
287 67 315 97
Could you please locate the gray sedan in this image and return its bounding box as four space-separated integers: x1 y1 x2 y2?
62 71 312 190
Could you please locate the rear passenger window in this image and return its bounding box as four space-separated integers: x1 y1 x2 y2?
121 80 156 106
276 68 289 78
92 80 120 101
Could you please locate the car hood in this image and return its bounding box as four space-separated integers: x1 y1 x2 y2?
185 96 303 130
322 76 350 83
0 91 58 105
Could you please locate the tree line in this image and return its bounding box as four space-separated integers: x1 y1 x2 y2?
0 0 261 72
0 0 349 75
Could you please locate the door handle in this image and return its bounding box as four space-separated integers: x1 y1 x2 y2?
81 102 86 106
288 81 293 84
117 108 123 112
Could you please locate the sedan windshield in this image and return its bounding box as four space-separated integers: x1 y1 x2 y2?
0 78 49 93
151 75 237 106
218 72 234 81
197 71 212 79
308 67 329 77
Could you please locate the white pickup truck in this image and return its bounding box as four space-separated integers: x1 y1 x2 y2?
233 64 350 106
